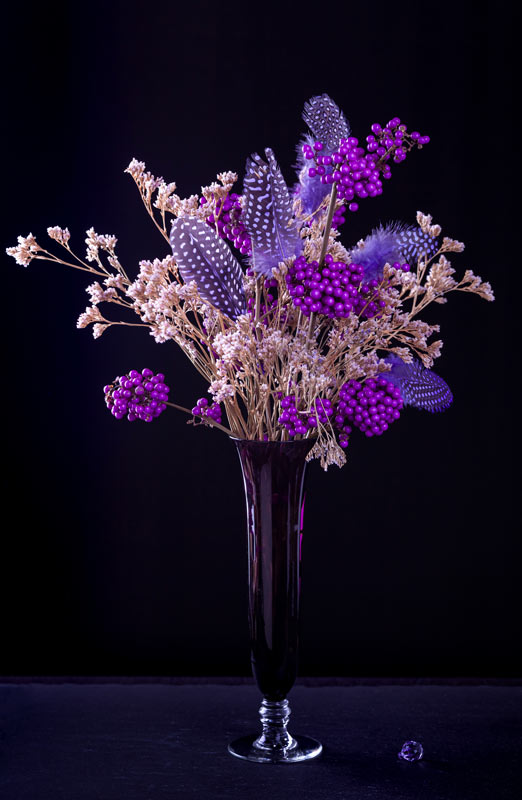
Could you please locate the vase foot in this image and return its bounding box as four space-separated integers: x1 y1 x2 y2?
228 734 322 763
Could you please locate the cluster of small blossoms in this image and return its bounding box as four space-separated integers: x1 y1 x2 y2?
286 254 392 319
104 369 170 422
278 395 334 437
301 119 429 214
200 193 252 255
191 397 222 424
337 378 403 440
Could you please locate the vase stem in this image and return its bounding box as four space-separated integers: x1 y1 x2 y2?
255 699 295 753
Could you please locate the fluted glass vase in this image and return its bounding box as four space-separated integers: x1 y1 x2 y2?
228 438 322 764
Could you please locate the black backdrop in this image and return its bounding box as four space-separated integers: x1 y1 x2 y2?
2 0 519 678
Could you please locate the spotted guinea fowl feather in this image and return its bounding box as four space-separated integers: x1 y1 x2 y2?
384 355 453 412
302 93 350 151
395 227 439 265
242 147 302 277
170 217 247 319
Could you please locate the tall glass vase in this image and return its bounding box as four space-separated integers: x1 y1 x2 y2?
228 438 322 764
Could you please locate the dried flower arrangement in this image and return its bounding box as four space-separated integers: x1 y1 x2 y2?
7 95 494 469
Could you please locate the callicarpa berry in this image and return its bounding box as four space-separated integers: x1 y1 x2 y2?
200 192 252 256
336 377 403 438
301 119 429 225
286 253 388 319
104 368 170 422
278 394 335 438
192 397 222 424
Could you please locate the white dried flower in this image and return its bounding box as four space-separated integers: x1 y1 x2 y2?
209 378 236 403
86 281 117 305
47 226 71 246
76 305 104 329
461 270 495 301
6 233 40 266
153 181 177 212
416 211 440 238
442 237 465 253
125 158 146 180
92 323 109 339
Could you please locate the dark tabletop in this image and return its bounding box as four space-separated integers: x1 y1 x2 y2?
1 681 521 800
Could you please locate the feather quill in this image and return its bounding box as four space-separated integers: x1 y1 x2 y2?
242 147 302 277
170 217 247 319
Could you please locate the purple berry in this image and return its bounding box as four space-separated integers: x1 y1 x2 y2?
104 369 171 422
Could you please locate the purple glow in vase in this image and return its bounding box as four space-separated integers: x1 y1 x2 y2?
228 438 322 764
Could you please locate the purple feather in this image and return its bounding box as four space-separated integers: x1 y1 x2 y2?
242 147 302 277
384 355 453 412
294 133 332 217
302 93 350 151
170 217 247 319
349 223 408 281
350 223 440 281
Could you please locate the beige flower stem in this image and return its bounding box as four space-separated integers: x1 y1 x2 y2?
36 254 107 278
308 183 338 340
165 400 234 436
318 183 338 268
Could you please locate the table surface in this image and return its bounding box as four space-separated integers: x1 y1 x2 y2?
1 681 521 800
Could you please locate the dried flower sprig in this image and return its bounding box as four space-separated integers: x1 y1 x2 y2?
7 94 493 468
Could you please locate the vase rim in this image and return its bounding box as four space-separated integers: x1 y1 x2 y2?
229 436 316 444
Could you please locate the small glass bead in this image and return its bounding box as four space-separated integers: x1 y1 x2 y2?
398 741 424 762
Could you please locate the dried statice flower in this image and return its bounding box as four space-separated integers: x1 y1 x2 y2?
416 210 441 238
77 305 105 329
47 226 71 246
460 270 494 301
442 236 465 253
6 233 40 266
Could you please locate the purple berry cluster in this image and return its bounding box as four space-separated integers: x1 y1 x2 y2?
367 118 430 161
278 394 334 437
104 369 170 422
301 118 429 216
277 377 403 446
200 193 252 255
332 205 347 229
191 397 222 424
286 254 389 319
337 377 403 439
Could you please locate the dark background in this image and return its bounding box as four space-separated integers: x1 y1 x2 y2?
2 0 519 679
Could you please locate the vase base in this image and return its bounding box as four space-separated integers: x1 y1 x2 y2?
228 734 322 763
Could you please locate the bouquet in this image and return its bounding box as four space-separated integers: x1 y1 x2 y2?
7 94 494 469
